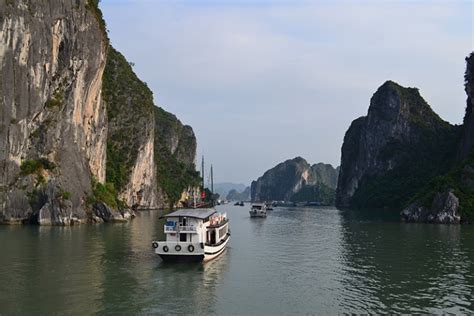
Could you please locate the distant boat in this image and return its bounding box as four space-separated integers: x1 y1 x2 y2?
152 208 230 262
250 203 267 218
265 202 274 211
234 201 244 206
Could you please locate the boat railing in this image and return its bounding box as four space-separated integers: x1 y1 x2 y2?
209 215 228 227
164 225 177 232
164 225 197 233
179 225 197 232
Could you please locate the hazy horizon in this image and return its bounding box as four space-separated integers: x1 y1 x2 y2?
101 0 472 185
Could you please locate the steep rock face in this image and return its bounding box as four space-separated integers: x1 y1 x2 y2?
458 53 474 161
0 1 199 224
312 163 339 190
102 47 158 208
154 108 196 167
154 107 200 207
336 81 459 209
0 1 107 224
251 157 338 202
401 53 474 223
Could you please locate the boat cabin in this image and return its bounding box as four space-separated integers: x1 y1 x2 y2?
153 208 230 262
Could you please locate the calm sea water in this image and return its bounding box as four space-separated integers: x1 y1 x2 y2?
1 205 474 314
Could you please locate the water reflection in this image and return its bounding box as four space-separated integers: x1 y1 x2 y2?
339 209 474 313
0 225 105 315
2 207 474 314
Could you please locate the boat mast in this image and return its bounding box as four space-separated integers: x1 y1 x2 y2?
201 156 205 192
211 164 214 196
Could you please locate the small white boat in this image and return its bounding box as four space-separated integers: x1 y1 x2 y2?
152 209 230 262
249 203 267 218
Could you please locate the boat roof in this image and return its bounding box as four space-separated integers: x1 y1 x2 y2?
162 208 216 219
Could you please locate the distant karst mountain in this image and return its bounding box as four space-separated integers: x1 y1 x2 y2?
214 183 247 199
226 187 250 201
251 157 339 204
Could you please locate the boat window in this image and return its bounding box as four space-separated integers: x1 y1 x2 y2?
219 226 228 238
180 233 187 242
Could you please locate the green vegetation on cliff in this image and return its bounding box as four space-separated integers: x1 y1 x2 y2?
20 158 55 176
154 107 201 207
405 53 474 221
87 180 125 210
103 45 199 209
85 0 107 43
338 80 460 210
351 125 460 210
102 47 154 191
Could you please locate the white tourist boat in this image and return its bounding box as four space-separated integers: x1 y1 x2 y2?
152 209 230 262
249 203 267 217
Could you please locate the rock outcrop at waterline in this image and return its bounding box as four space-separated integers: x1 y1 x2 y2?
0 1 198 224
401 190 460 224
251 157 339 204
336 80 459 210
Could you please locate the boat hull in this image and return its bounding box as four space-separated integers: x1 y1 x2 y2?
249 211 267 217
156 234 230 263
204 234 230 261
158 254 205 262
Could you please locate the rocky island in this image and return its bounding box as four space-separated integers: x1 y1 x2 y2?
251 157 339 205
0 0 199 225
337 53 474 223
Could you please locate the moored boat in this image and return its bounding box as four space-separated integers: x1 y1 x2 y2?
249 203 267 217
152 209 230 262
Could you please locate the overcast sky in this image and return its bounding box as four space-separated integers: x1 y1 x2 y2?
101 0 472 185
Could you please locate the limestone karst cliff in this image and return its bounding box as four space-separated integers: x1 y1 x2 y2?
153 106 200 208
251 157 339 204
336 81 459 210
0 0 198 224
102 46 158 209
0 0 108 224
401 53 474 223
